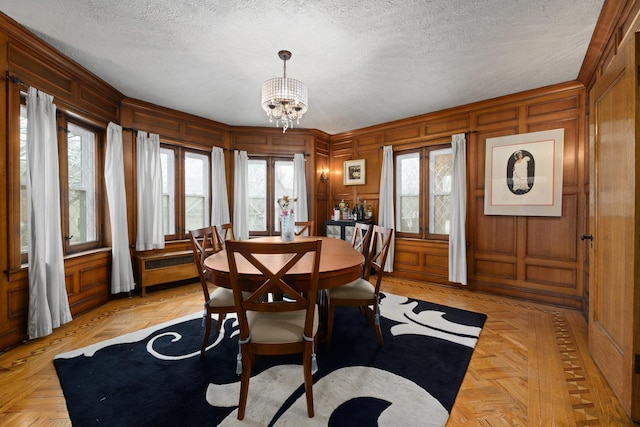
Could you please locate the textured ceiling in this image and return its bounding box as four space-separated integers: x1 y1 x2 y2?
0 0 604 135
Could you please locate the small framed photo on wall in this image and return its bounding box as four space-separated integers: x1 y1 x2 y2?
343 159 366 185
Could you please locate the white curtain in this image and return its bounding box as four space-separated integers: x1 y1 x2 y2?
378 145 395 272
105 123 136 294
292 153 309 234
449 133 467 284
26 87 72 339
233 150 249 240
211 147 230 227
135 131 164 251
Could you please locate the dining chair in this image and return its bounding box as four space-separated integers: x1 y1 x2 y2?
226 239 323 420
294 220 315 236
351 221 372 254
189 226 237 359
213 223 235 250
325 225 393 345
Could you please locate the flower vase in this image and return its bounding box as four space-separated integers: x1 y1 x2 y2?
281 215 295 242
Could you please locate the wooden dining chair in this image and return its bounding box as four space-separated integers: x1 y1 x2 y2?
351 222 372 277
213 223 235 250
226 239 323 420
189 226 237 359
325 225 393 345
294 220 315 236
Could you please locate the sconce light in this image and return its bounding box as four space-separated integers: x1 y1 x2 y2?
320 168 329 183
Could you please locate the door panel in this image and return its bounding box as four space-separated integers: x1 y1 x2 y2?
588 33 639 421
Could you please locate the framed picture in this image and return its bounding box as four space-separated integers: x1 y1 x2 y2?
343 159 366 185
484 128 564 216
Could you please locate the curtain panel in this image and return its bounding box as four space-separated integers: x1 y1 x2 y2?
449 133 467 284
378 145 395 272
210 146 230 228
26 87 72 339
233 150 249 240
292 153 309 228
105 123 136 293
135 131 164 251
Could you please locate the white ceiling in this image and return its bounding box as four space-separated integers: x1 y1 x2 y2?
0 0 604 135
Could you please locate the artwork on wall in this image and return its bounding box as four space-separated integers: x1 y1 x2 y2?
484 128 564 216
343 159 366 185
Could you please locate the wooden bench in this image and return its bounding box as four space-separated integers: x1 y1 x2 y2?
134 250 198 296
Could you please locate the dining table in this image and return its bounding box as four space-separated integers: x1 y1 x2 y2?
203 236 364 292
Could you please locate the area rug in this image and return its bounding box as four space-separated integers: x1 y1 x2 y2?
54 292 487 426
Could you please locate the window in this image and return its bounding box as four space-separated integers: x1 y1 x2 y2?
160 143 210 239
60 119 102 254
247 157 294 236
184 151 210 232
17 101 104 259
395 145 452 239
160 147 176 235
66 122 97 247
19 104 28 256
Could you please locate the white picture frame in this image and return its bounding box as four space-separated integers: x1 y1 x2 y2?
484 128 564 216
343 159 366 185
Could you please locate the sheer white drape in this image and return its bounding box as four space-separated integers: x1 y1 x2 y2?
211 147 230 228
26 87 72 339
105 123 136 294
233 150 249 240
135 131 164 251
449 133 467 284
292 153 309 234
378 146 395 272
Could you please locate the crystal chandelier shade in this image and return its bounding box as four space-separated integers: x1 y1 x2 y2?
261 50 308 133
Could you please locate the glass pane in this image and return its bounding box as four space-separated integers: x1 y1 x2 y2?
20 105 28 253
184 152 209 230
248 159 266 231
396 152 419 233
160 148 175 235
433 195 451 234
274 160 294 231
67 123 96 245
185 195 205 231
429 148 452 235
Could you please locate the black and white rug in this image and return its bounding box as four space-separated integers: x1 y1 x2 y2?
54 292 487 426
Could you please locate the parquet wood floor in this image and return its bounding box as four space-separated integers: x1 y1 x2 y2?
0 278 634 426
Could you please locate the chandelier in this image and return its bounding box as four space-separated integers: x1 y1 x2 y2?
261 50 308 133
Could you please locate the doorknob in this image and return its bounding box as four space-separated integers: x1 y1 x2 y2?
580 234 593 241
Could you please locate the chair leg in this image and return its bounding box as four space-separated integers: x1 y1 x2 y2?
374 300 384 346
374 323 384 346
201 313 213 358
215 313 226 333
303 342 315 417
327 305 336 344
237 345 252 420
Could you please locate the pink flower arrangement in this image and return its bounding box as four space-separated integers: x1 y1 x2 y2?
277 195 297 217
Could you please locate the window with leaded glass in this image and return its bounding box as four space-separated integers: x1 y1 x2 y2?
395 144 452 240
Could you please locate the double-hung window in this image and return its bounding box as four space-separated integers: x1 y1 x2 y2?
17 102 103 260
160 143 210 239
247 157 294 236
395 145 452 240
64 121 99 252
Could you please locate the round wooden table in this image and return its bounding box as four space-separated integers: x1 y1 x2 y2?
203 236 364 291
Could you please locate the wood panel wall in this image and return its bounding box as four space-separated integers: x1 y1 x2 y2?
0 1 625 350
327 83 587 309
0 14 120 350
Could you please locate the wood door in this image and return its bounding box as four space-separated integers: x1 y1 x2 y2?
588 33 640 421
